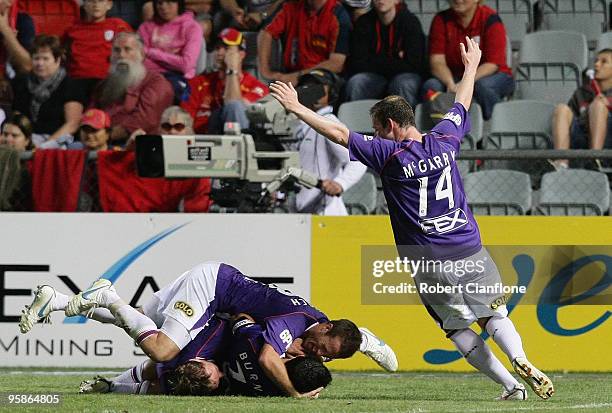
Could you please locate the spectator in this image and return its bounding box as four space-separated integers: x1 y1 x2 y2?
294 69 366 215
92 32 174 143
345 0 425 106
551 49 612 170
342 0 371 22
11 35 85 149
423 0 513 119
0 0 35 76
71 109 114 152
63 0 132 99
0 111 33 211
128 105 194 144
258 0 351 85
181 28 268 133
138 0 204 98
215 0 281 32
0 111 32 151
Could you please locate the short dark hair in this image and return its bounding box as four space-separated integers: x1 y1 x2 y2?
168 360 216 396
285 356 332 392
328 319 361 358
597 48 612 56
370 95 415 128
30 35 65 63
3 112 33 144
153 0 186 20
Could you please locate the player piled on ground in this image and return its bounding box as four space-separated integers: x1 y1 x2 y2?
19 261 397 398
270 37 554 401
79 314 332 397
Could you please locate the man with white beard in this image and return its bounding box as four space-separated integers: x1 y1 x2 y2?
92 32 174 143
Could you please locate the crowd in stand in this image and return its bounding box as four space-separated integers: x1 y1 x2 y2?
0 0 610 213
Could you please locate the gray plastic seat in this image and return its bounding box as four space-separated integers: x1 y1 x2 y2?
540 0 608 47
404 0 446 35
337 100 378 134
485 100 555 149
597 31 612 51
534 169 611 215
516 31 588 104
465 170 532 215
343 171 378 215
489 0 534 49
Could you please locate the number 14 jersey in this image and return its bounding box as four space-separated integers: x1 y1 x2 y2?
348 102 481 260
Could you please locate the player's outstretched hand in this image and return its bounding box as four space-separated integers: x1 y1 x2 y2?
460 36 481 72
270 81 301 114
296 386 324 399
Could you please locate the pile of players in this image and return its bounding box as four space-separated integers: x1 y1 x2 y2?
19 260 397 398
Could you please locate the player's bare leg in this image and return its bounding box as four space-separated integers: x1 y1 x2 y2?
479 317 554 400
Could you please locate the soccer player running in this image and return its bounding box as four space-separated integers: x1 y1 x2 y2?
270 37 554 401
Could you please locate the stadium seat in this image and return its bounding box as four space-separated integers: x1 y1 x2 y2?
108 0 141 29
515 30 588 104
534 169 611 215
414 102 483 144
539 0 608 48
343 171 378 215
403 0 446 35
337 99 378 134
489 0 535 49
18 0 80 36
597 31 612 51
484 100 555 149
464 170 532 215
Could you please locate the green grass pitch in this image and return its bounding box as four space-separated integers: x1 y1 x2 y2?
1 369 611 413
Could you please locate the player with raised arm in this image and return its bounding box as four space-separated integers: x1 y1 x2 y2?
270 37 554 401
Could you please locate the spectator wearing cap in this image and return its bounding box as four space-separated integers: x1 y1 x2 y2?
258 0 351 85
63 0 132 100
92 32 174 143
11 35 85 149
138 0 203 99
181 28 268 134
424 0 514 119
74 109 113 151
293 69 366 215
345 0 425 106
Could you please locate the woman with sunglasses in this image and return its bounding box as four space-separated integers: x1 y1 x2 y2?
127 106 194 147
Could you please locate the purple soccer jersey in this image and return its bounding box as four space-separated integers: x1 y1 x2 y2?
222 323 283 396
349 102 481 260
192 264 329 356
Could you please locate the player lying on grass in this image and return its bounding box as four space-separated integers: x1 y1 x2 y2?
270 37 554 401
80 315 332 397
20 261 396 398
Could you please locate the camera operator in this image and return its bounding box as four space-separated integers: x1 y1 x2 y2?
293 69 366 215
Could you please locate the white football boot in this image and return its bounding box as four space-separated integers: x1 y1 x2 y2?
513 356 555 400
79 376 112 394
19 285 57 334
359 327 398 372
497 383 527 400
65 279 116 317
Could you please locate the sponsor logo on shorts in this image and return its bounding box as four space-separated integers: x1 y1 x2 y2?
174 301 194 317
490 295 509 310
419 208 468 234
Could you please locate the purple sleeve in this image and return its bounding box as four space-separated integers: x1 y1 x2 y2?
348 131 402 174
262 314 309 355
430 102 471 150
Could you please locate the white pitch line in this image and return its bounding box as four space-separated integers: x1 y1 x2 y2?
449 403 612 412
